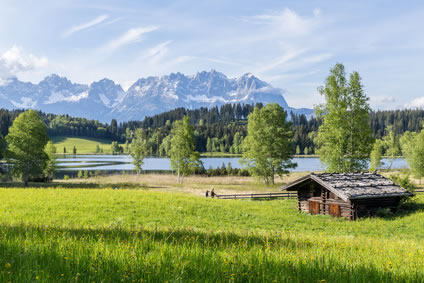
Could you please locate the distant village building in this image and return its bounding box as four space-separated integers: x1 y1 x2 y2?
281 173 414 220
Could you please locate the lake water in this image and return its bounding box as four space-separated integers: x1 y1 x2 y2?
57 155 409 172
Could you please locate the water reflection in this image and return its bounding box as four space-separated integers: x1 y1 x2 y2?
57 155 409 172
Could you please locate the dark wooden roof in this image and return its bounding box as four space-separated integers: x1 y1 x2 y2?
281 173 414 202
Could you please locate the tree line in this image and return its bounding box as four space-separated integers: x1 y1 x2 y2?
1 105 424 157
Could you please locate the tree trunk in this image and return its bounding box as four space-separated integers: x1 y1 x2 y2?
181 173 184 184
24 175 29 188
177 167 180 184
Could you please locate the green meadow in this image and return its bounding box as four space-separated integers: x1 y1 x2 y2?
0 187 423 282
50 136 114 154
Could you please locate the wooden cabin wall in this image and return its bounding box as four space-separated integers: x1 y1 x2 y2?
352 197 400 218
297 184 354 220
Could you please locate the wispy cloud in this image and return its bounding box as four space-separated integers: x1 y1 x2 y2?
62 15 109 38
249 8 322 37
103 26 159 52
141 40 172 64
255 48 307 74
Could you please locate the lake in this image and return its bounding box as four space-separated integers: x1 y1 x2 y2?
57 155 409 172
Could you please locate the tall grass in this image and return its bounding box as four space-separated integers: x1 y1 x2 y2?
0 188 423 282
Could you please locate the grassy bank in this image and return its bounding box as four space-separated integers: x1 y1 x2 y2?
50 136 114 154
0 184 423 282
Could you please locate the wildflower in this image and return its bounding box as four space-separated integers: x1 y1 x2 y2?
36 276 40 280
61 274 64 277
5 263 11 268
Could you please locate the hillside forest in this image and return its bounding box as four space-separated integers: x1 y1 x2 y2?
0 104 423 156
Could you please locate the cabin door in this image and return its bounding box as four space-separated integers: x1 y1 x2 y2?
309 201 320 215
329 204 341 217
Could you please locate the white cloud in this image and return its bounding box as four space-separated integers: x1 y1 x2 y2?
103 26 159 52
62 15 109 38
405 97 424 108
0 45 48 80
251 8 321 37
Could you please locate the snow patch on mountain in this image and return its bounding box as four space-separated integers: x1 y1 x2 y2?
11 97 36 108
0 70 313 122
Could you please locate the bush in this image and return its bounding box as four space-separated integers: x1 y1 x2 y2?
375 207 394 218
390 174 417 193
64 175 69 180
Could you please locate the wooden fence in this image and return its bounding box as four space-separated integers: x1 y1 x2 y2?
416 190 424 193
215 192 297 200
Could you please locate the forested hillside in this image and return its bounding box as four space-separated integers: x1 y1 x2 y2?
0 106 423 155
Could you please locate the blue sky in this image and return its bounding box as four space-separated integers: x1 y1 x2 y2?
1 0 424 110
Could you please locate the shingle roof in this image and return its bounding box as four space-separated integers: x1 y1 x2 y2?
281 172 414 201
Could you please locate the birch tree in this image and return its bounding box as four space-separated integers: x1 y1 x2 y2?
241 103 296 185
169 116 201 184
5 110 49 187
315 63 373 172
130 129 147 177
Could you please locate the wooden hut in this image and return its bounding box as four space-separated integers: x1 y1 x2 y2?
281 173 414 220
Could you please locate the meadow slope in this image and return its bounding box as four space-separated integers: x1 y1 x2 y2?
0 187 423 282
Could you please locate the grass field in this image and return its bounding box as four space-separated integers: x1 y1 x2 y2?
50 136 114 154
0 178 423 282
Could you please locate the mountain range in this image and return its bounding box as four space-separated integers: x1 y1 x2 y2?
0 70 313 122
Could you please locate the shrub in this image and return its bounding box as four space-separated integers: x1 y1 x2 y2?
64 175 69 180
390 174 417 193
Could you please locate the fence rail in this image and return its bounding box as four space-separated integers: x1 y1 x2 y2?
416 190 424 193
215 192 297 200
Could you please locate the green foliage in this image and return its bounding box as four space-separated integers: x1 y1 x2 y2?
316 63 373 172
0 189 424 282
63 175 69 180
169 116 202 183
44 141 57 180
130 129 147 175
159 135 172 156
389 173 417 193
296 145 300 155
111 141 119 155
95 144 101 154
5 110 49 186
370 139 384 171
382 126 401 169
73 146 77 155
400 129 424 183
242 103 296 184
77 170 83 178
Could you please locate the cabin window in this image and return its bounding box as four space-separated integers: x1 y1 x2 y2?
313 187 321 197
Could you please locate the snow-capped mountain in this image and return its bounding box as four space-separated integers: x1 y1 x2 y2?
0 70 313 122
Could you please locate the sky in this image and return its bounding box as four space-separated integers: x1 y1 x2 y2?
0 0 424 110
